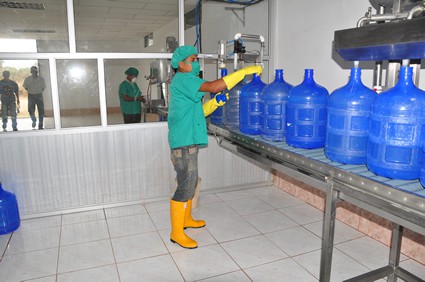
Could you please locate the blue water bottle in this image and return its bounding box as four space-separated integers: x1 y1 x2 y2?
223 75 245 130
261 69 293 141
367 66 425 180
325 67 376 164
239 73 267 135
286 69 329 149
210 69 228 125
421 147 425 187
0 181 20 234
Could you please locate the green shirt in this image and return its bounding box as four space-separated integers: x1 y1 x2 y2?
118 80 142 114
168 72 206 149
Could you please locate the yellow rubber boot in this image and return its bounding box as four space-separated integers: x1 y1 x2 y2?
170 199 198 249
184 199 206 229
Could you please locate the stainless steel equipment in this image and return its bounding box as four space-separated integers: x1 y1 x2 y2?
334 0 425 92
208 2 425 282
326 1 425 280
147 59 174 120
233 33 265 70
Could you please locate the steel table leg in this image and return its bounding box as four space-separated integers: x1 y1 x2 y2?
319 180 339 282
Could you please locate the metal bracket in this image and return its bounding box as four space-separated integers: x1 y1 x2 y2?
225 7 245 26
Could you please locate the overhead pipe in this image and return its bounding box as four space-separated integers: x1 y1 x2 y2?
407 1 425 19
357 1 425 26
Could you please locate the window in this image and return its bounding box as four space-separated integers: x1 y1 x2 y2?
56 59 100 128
0 0 269 131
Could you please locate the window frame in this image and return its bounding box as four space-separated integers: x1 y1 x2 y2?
0 0 210 131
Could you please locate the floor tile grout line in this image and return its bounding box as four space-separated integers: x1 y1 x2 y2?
0 233 12 262
103 207 122 282
55 214 64 281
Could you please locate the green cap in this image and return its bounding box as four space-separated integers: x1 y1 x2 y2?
171 45 197 68
125 67 139 76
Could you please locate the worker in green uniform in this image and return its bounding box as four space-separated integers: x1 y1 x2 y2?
118 67 146 124
168 45 262 249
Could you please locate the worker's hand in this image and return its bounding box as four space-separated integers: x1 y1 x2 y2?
240 65 263 76
203 92 230 116
215 92 229 106
222 65 263 90
140 96 147 103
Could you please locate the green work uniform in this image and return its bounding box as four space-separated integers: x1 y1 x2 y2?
168 72 206 149
118 80 142 114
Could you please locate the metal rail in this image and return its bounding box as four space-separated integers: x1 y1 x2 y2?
208 123 425 282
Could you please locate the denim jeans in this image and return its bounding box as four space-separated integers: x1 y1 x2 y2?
28 94 44 128
171 145 198 202
1 96 17 130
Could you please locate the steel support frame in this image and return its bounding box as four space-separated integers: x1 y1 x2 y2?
208 124 425 282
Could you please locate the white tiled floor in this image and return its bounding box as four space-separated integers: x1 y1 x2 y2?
1 185 424 282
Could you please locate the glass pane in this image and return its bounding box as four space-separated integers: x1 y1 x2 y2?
56 59 100 128
105 59 173 125
0 0 69 53
74 0 180 52
0 59 54 131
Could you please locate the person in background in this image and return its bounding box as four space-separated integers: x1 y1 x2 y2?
167 45 262 249
118 67 146 124
0 71 20 131
23 66 46 130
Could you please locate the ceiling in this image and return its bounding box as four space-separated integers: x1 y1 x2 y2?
0 0 197 41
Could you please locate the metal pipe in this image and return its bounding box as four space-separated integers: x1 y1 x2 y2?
373 5 385 90
234 33 265 43
407 2 425 19
357 11 409 27
178 0 184 46
357 1 424 27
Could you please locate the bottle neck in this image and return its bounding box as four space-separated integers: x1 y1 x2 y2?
304 69 315 84
350 67 362 83
397 66 414 86
275 69 284 82
221 69 228 78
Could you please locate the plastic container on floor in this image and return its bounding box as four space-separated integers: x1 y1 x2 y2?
286 69 329 149
325 67 376 164
367 66 425 180
0 181 20 235
239 73 266 135
260 69 293 142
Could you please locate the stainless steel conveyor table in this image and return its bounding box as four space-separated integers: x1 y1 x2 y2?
208 123 425 282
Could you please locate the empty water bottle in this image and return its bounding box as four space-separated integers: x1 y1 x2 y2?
0 181 20 235
367 66 425 180
325 67 376 164
223 77 245 130
210 69 228 125
239 73 266 135
286 69 328 149
261 69 293 141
